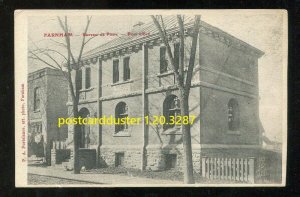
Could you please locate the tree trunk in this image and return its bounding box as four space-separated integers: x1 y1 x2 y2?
73 103 80 174
180 92 195 184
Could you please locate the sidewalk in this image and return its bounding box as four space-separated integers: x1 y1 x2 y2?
28 166 182 185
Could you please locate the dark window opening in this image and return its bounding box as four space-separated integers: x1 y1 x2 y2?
115 102 128 133
163 95 181 130
77 69 82 90
160 46 168 73
85 67 91 89
165 154 177 169
174 42 180 71
115 152 125 167
123 57 130 81
228 98 240 131
113 60 119 83
33 87 40 111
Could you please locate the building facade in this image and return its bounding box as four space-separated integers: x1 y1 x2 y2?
66 16 264 173
28 68 69 165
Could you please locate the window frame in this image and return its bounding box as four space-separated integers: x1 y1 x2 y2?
113 59 120 83
85 67 91 89
163 95 181 132
77 69 83 90
227 98 240 134
160 46 168 74
123 57 130 81
115 102 129 134
174 42 180 71
33 87 40 112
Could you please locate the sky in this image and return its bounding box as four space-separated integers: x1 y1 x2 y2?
27 10 287 142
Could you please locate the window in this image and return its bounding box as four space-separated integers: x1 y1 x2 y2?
85 67 91 89
115 102 128 133
228 99 240 131
33 87 40 111
160 46 168 73
163 95 181 130
174 42 180 71
123 57 130 81
165 154 177 169
115 152 125 167
77 69 82 90
113 60 119 83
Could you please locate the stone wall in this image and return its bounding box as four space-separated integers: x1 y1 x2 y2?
99 145 143 169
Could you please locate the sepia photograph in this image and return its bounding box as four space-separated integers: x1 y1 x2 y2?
14 9 287 187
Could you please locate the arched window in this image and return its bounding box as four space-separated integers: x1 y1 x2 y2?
115 102 128 133
33 87 40 111
228 99 240 131
85 67 91 89
163 95 181 130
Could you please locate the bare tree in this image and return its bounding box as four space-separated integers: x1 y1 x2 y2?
29 16 94 174
151 15 201 184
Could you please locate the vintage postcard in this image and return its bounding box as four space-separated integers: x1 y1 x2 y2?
15 9 287 187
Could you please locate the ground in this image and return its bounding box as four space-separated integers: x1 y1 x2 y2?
28 174 98 185
27 161 241 185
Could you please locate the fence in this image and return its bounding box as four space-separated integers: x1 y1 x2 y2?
201 156 255 183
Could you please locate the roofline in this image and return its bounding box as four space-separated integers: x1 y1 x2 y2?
82 20 264 62
28 67 64 77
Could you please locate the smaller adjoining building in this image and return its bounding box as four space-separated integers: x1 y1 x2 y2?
28 67 69 165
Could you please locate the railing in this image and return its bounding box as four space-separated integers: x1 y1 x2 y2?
201 156 255 183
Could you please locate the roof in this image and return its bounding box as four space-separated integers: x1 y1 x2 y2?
28 67 66 81
82 15 264 61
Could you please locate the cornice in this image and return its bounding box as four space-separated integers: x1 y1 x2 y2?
80 21 264 66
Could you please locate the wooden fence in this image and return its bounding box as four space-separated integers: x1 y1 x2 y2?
201 156 255 183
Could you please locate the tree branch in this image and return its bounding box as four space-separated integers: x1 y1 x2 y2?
77 16 92 63
185 15 201 92
151 15 184 88
177 15 185 79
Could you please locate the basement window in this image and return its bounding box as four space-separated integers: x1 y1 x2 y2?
165 154 177 170
115 152 125 167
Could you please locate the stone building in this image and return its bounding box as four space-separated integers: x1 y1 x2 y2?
66 16 265 175
28 67 69 165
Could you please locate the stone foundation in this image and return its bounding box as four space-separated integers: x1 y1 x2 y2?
99 145 143 169
138 144 201 173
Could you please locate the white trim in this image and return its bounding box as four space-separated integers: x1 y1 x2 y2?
200 65 256 86
66 98 97 106
200 144 261 149
28 118 43 123
100 145 142 149
79 87 95 92
197 81 257 98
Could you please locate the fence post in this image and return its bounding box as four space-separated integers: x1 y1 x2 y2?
248 157 255 183
206 158 210 178
224 158 228 180
202 157 207 178
245 158 248 182
228 158 232 180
